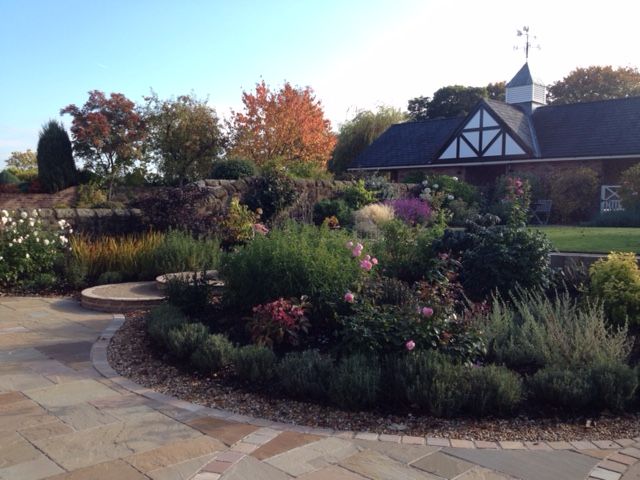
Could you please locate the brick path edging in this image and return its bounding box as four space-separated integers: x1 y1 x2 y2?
91 313 640 480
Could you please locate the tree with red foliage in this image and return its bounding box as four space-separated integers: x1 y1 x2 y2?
228 81 336 169
61 90 146 199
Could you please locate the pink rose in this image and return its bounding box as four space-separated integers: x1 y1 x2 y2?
352 247 362 257
371 257 378 265
364 254 371 261
421 307 434 317
346 241 354 248
405 340 416 351
360 259 373 271
344 292 355 303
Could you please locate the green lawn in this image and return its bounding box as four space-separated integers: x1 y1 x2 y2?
531 226 640 253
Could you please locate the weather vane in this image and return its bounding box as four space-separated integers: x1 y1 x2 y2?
514 26 540 62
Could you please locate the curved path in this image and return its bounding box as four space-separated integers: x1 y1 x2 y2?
0 296 639 480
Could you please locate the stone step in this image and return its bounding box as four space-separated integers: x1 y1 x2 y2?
80 281 165 313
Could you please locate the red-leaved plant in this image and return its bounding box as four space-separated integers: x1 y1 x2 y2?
248 296 311 348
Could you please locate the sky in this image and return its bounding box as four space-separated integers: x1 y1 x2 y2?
2 0 640 168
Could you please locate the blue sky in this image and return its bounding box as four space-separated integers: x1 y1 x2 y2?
2 0 640 168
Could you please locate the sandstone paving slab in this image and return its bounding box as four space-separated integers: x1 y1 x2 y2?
30 411 202 470
338 449 439 480
221 455 292 480
443 448 600 480
18 419 75 442
49 403 120 430
148 453 217 480
24 378 118 408
591 466 624 480
0 399 59 431
125 435 225 473
297 464 369 479
251 431 322 460
0 391 25 405
0 371 55 391
266 437 359 476
352 439 438 464
0 455 64 480
622 461 640 479
186 416 259 446
0 347 48 364
45 459 149 480
411 451 476 478
0 432 42 468
36 341 94 365
456 466 519 480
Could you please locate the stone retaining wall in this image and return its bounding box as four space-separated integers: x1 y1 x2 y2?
7 208 143 235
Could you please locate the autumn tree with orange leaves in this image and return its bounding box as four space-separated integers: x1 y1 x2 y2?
228 81 336 169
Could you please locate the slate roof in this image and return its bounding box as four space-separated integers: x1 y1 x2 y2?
350 96 640 170
507 63 535 87
350 117 461 169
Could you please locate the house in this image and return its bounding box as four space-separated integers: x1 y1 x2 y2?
349 63 640 195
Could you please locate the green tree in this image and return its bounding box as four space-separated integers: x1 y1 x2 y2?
36 120 77 193
408 83 506 121
6 150 37 171
329 106 406 174
548 66 640 105
61 90 146 199
144 93 225 186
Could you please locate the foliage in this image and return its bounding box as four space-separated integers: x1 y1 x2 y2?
590 252 640 326
96 271 124 285
329 107 406 174
69 232 164 283
61 90 146 199
284 159 333 180
166 273 215 317
0 210 71 290
586 209 640 228
548 66 640 105
385 198 431 226
244 165 298 221
353 203 395 236
228 80 336 168
5 150 37 171
248 296 311 348
427 174 478 205
166 322 209 359
341 180 376 209
190 334 234 373
144 93 225 186
134 185 218 236
549 167 599 223
619 163 640 211
276 350 333 401
483 289 631 371
466 366 523 417
36 120 77 193
407 82 505 121
221 224 361 317
219 198 261 246
0 170 20 184
329 354 381 410
589 361 638 412
312 199 353 228
210 158 256 179
146 305 187 349
75 183 108 207
147 230 221 277
232 345 277 385
438 215 553 300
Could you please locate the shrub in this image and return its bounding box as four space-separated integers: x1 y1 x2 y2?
221 224 361 315
619 163 640 211
590 361 637 412
0 209 71 290
483 289 631 371
96 271 124 285
427 174 479 205
75 183 107 208
286 160 332 180
248 296 310 348
312 199 353 228
549 167 599 223
353 203 395 236
0 170 20 184
147 230 221 278
590 252 640 326
147 305 187 349
218 198 261 246
166 273 214 317
134 185 218 236
210 158 256 179
528 367 594 411
245 166 298 221
277 350 333 401
190 334 234 373
232 345 277 385
329 354 381 410
466 366 523 416
586 209 640 227
439 216 553 300
166 322 209 359
36 120 77 193
385 198 431 225
342 180 376 209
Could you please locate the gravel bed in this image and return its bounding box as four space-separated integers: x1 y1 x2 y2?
107 311 640 442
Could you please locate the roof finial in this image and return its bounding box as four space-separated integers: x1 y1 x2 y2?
514 26 540 62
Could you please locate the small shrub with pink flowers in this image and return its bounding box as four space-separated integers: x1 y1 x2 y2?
0 209 72 290
248 296 311 348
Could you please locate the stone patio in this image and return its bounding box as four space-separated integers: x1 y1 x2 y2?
0 296 638 480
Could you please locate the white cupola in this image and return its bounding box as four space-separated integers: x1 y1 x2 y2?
505 63 546 114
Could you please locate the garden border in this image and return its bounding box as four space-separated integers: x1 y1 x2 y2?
91 313 640 480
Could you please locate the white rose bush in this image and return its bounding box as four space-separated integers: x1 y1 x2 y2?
0 209 72 290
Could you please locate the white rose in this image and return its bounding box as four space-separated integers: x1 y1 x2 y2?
1 209 8 217
452 177 458 181
25 253 29 259
1 217 7 225
18 219 24 224
31 209 38 217
28 219 35 227
20 211 28 219
58 219 66 228
43 239 50 246
447 194 454 200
